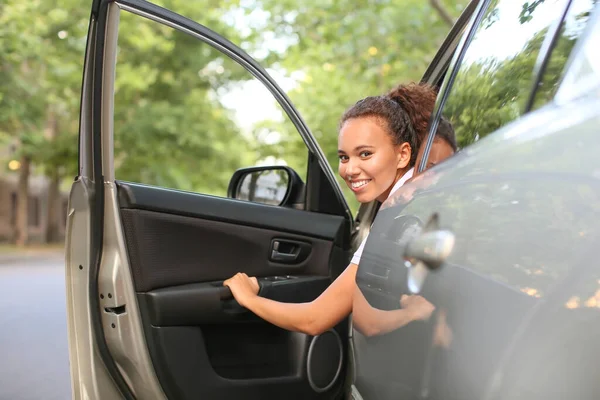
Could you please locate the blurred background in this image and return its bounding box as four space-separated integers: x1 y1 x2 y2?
0 0 469 249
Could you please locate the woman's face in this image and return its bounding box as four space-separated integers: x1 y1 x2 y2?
413 136 454 175
338 117 410 203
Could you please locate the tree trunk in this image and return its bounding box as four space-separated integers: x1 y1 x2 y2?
45 171 60 243
248 173 259 202
430 0 455 27
14 155 31 247
44 107 61 243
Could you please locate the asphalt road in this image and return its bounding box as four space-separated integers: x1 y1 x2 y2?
0 252 71 400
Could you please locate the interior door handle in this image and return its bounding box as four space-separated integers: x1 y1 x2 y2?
270 239 311 264
271 249 299 262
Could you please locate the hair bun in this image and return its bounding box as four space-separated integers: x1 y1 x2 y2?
387 82 438 140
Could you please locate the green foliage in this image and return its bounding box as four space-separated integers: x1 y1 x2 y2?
1 0 469 205
0 0 87 177
113 11 257 195
238 0 469 209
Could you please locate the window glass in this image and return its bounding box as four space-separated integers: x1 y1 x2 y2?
533 0 597 109
437 0 569 150
556 4 600 102
114 11 307 200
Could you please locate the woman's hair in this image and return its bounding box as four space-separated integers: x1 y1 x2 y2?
340 82 437 166
435 117 458 152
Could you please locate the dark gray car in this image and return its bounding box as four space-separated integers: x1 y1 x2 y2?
352 0 600 399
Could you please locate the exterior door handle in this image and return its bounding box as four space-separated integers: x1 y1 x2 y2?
403 213 455 294
404 229 455 270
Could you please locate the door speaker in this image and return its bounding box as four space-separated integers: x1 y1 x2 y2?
307 329 343 392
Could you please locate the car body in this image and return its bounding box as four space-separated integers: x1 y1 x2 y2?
353 0 600 399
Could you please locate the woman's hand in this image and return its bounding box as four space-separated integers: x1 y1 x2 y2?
400 294 435 322
433 309 453 348
223 273 260 308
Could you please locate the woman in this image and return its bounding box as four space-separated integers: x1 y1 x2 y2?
223 82 437 336
353 117 458 337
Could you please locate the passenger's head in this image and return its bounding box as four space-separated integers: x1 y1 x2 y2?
337 82 437 203
413 117 457 175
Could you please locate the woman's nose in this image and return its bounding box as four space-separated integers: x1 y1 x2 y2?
345 158 359 178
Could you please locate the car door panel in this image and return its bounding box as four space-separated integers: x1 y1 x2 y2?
117 182 345 292
112 181 349 399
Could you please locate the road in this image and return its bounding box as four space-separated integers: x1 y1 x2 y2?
0 251 71 400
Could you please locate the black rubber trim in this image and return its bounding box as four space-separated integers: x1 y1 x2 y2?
418 0 491 174
421 0 480 84
116 181 345 242
91 0 101 16
524 0 573 113
89 1 136 399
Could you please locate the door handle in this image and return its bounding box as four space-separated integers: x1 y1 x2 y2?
403 213 455 294
404 229 455 270
270 239 311 264
272 249 299 262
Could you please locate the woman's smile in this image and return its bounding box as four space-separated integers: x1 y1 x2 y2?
349 179 372 192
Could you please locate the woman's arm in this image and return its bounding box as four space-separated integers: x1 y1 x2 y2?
352 284 435 337
224 264 358 336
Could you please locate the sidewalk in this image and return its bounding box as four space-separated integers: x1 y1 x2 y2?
0 244 65 264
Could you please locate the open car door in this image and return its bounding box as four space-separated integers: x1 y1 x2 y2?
65 1 353 399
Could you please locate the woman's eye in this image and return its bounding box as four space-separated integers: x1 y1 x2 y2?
359 151 372 158
339 155 349 162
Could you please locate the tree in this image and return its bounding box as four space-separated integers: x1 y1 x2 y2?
112 9 258 196
1 0 471 245
238 0 469 210
0 0 258 245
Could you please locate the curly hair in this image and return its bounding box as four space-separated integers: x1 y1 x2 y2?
340 82 437 166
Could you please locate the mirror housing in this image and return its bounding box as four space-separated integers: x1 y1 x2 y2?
227 165 305 208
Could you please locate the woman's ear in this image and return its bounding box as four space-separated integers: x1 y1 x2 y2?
396 142 411 169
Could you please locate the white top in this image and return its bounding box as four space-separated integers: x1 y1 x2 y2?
351 168 414 266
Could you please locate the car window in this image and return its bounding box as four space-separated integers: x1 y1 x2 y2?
556 4 600 102
530 0 596 110
113 11 307 202
432 0 570 151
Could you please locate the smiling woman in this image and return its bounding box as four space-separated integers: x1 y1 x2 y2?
224 82 438 337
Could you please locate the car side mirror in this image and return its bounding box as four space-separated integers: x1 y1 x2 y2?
227 165 305 208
